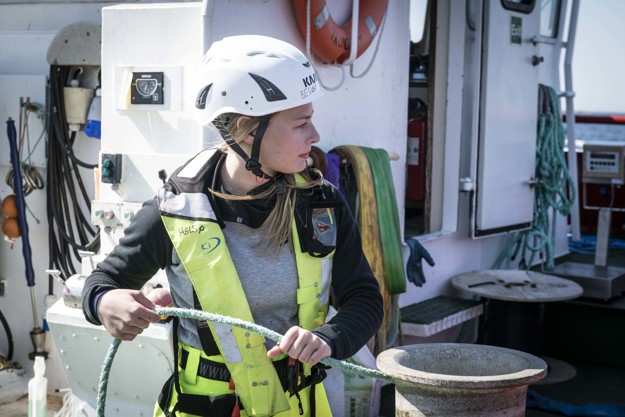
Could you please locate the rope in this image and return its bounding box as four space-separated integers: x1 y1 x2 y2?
96 307 393 417
304 0 345 91
493 85 576 271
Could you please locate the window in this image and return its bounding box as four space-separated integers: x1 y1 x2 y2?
539 0 561 38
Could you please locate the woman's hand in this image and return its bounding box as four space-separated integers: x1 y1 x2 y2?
267 326 331 366
97 289 162 341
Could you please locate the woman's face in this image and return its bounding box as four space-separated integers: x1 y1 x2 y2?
256 103 320 175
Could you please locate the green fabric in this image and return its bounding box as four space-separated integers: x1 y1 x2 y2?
361 147 406 294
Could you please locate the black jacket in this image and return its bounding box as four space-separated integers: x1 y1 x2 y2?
82 150 383 360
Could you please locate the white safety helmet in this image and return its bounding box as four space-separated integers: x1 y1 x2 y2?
194 35 324 125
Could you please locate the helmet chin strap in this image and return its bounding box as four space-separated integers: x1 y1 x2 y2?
215 115 273 180
245 116 271 179
246 119 286 195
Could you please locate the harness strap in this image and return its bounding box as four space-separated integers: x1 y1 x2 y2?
298 365 328 417
157 317 179 417
160 341 325 416
193 291 221 356
285 358 328 417
173 393 239 417
179 347 291 391
180 349 230 382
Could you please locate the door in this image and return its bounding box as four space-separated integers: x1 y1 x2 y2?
475 0 540 236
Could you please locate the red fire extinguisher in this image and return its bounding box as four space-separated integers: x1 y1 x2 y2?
406 115 426 203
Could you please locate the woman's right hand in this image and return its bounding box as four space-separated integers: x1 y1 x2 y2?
97 289 161 341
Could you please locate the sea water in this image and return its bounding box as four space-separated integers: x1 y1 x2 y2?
568 122 625 145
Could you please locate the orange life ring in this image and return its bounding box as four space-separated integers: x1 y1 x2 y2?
292 0 388 64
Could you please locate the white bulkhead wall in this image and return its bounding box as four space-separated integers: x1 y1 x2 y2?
100 1 411 206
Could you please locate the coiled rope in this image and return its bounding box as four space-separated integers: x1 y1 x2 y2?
493 85 576 271
96 307 393 417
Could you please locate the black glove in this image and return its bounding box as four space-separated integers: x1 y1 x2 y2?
405 239 435 287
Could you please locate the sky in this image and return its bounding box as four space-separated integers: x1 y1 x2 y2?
573 0 625 114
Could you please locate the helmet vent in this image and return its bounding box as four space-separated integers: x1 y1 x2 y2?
195 84 212 109
248 73 287 102
247 51 285 60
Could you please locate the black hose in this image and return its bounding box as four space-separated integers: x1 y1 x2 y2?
0 309 14 361
46 65 100 280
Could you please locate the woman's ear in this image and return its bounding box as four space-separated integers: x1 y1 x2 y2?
236 116 256 145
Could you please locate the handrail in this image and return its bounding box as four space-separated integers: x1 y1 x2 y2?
564 0 581 241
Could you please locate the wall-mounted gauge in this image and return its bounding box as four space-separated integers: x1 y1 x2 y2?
131 72 164 104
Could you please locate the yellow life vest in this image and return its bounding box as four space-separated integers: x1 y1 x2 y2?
157 151 335 416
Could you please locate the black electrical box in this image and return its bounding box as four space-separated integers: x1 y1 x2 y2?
131 72 164 105
101 153 122 184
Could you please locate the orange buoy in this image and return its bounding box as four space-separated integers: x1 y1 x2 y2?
292 0 388 64
1 194 18 218
2 217 20 239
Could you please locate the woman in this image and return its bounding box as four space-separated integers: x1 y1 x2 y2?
82 35 383 417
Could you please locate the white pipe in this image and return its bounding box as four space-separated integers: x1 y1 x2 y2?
564 0 581 241
344 0 360 66
201 0 216 149
201 0 215 56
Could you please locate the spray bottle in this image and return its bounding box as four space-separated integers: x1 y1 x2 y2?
28 356 47 417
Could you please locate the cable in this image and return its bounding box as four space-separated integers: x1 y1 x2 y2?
0 309 14 360
46 65 100 281
96 307 393 417
4 101 46 198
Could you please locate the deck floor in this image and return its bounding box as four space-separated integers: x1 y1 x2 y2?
527 361 625 416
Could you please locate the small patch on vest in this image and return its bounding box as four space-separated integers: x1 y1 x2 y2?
200 237 221 254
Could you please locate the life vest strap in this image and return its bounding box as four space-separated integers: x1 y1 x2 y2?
180 348 230 382
174 392 240 417
179 346 292 392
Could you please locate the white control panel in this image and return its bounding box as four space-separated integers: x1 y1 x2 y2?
91 200 144 229
582 142 625 184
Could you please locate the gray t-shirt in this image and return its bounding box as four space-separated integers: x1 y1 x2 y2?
169 221 299 350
